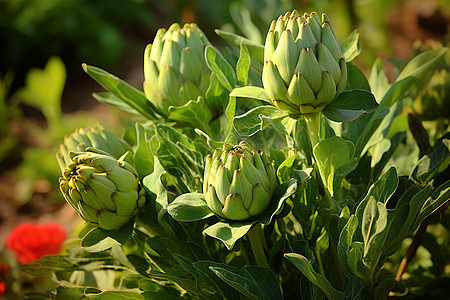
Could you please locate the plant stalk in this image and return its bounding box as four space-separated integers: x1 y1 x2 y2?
304 112 322 148
247 223 269 268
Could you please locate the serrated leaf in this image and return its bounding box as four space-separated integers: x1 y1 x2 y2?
168 97 213 132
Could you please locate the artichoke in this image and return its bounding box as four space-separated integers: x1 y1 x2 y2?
144 23 212 116
59 149 145 230
263 11 347 114
203 142 278 221
56 123 130 173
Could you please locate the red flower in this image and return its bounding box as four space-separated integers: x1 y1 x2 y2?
0 264 8 296
6 223 66 264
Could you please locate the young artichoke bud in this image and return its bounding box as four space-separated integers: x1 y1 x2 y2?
263 11 347 114
59 149 145 230
203 142 278 221
56 124 131 173
143 23 212 116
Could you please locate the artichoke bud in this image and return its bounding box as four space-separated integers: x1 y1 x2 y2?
59 150 145 230
143 22 213 117
57 124 131 173
262 11 347 115
202 142 278 221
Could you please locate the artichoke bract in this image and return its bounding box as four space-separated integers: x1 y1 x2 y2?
59 149 145 230
203 142 278 221
144 23 212 116
263 11 347 114
56 124 131 173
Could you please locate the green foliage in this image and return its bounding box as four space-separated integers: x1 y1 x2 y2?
17 5 450 300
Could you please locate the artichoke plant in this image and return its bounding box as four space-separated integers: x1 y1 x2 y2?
59 149 145 230
203 142 278 221
262 10 347 114
143 23 212 116
56 123 131 173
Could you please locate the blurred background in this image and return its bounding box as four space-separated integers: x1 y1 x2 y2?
0 0 449 296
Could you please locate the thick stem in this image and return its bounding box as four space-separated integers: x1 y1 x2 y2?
247 223 269 268
304 112 322 148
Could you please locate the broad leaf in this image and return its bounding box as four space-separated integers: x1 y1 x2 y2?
284 253 344 300
258 178 297 225
134 123 154 180
410 133 450 185
236 41 251 86
203 221 253 250
215 29 264 64
337 215 359 277
92 92 140 116
345 64 371 91
167 193 214 222
233 105 288 136
81 223 134 252
210 265 283 300
230 86 272 104
313 137 355 196
323 90 378 122
341 30 361 62
82 64 157 120
168 97 213 133
205 46 237 92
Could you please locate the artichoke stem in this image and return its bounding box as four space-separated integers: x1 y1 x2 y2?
304 112 322 148
247 223 269 268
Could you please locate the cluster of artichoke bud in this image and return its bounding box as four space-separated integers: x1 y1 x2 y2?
203 142 278 221
263 11 347 114
144 23 212 116
59 149 145 231
56 123 131 173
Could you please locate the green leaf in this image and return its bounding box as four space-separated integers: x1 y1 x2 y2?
215 29 264 64
230 86 271 103
21 255 78 278
81 223 134 252
205 72 229 115
236 42 251 86
337 215 359 277
323 90 378 122
313 137 355 196
345 63 371 91
82 64 157 120
167 193 214 222
190 261 241 300
368 58 390 103
134 123 154 180
233 105 288 136
210 265 283 300
85 290 144 299
18 56 65 125
92 92 140 115
168 97 213 132
353 48 447 158
284 253 344 300
258 178 297 225
205 46 237 92
410 133 450 185
229 3 262 44
203 221 253 250
341 30 361 62
412 180 450 231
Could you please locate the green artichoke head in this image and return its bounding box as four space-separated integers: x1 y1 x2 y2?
59 149 145 230
143 23 212 116
263 11 347 114
56 123 131 173
203 142 278 221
